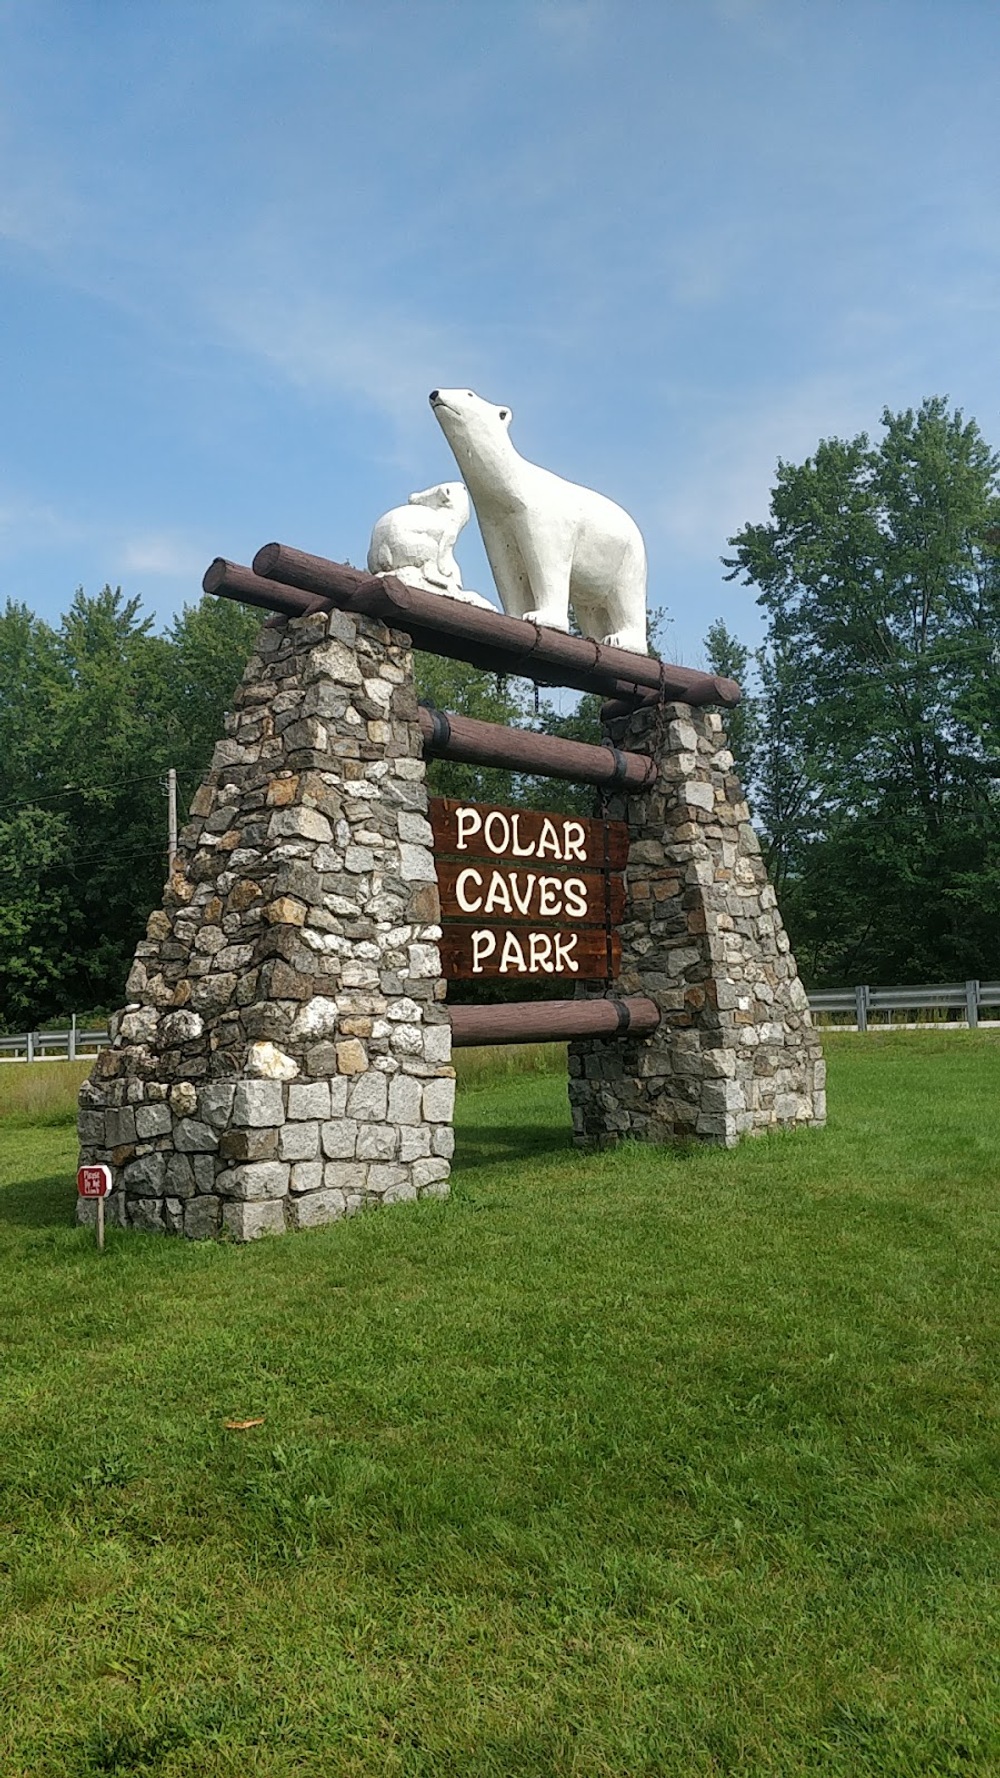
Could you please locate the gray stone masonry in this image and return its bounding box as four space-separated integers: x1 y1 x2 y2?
77 606 453 1240
568 701 825 1147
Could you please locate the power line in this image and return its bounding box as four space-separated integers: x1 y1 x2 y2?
0 771 184 815
0 840 172 886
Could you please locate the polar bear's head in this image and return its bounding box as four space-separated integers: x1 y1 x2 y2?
429 390 513 457
407 481 470 526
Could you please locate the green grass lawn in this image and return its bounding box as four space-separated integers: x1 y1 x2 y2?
1 1035 998 1776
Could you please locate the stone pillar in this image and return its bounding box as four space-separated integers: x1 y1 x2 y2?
77 607 454 1239
568 701 825 1148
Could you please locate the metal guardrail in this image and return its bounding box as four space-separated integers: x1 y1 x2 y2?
0 1020 109 1062
2 981 999 1058
808 980 1000 1031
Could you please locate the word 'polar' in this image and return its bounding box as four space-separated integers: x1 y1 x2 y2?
430 387 648 654
471 930 580 974
454 805 589 863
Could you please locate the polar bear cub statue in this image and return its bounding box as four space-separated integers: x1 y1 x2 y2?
429 389 648 653
367 481 492 608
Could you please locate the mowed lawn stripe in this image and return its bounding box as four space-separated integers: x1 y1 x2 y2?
0 1034 998 1775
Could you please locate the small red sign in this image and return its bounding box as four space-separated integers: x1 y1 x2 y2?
77 1164 112 1199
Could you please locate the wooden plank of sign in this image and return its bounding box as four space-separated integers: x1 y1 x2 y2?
430 798 628 871
439 924 620 980
436 858 625 927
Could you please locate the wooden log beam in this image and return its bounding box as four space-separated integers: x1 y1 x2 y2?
601 689 686 720
418 704 657 790
247 543 741 708
202 558 329 618
447 994 660 1048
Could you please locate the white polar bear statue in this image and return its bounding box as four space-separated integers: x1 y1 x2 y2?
366 481 492 609
429 388 648 653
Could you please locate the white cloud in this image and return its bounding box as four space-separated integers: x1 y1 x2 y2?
203 279 494 449
0 489 207 596
0 491 87 551
532 0 607 48
654 373 887 559
0 98 86 256
117 533 208 579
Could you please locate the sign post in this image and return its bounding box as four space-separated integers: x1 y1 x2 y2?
77 1163 112 1251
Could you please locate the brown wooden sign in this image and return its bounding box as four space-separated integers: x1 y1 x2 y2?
430 797 626 982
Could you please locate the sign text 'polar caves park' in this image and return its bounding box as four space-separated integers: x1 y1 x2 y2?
430 799 627 980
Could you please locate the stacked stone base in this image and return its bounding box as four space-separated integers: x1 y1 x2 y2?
569 703 824 1148
77 603 454 1240
78 1067 454 1241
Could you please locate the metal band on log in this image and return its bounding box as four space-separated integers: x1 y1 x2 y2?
418 705 656 791
447 995 660 1048
228 545 740 708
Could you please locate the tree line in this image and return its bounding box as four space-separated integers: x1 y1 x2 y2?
1 395 997 1030
714 397 1000 988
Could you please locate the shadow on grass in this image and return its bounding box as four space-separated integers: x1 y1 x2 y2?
0 1173 76 1231
452 1121 577 1171
1 1129 574 1231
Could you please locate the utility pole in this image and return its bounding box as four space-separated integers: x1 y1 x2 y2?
167 768 178 874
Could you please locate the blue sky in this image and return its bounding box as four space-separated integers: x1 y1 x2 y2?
1 0 998 669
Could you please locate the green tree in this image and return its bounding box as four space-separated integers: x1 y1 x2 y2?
45 587 177 1014
724 397 1000 984
0 589 261 1029
413 653 534 806
0 601 75 1026
0 807 72 1027
703 619 758 792
165 595 263 805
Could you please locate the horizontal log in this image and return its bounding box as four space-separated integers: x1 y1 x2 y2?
430 797 629 871
247 543 741 708
439 923 619 981
202 558 329 618
251 546 370 604
418 705 656 790
447 994 661 1047
437 859 625 928
600 692 662 721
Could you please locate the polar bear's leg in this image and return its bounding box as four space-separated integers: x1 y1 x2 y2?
515 528 572 633
414 551 453 591
599 577 648 651
569 588 606 645
601 623 648 652
481 527 535 619
595 545 649 653
436 542 462 588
